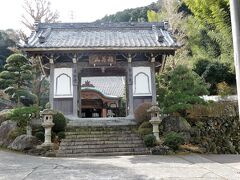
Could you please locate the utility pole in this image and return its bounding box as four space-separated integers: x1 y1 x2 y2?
230 0 240 118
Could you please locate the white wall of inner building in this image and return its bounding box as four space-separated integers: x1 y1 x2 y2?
133 67 152 97
54 68 73 98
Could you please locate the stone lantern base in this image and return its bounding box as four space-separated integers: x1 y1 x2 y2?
150 119 161 142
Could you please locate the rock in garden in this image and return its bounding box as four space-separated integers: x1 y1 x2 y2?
162 116 191 133
0 109 11 124
150 145 172 155
0 120 17 146
8 135 39 151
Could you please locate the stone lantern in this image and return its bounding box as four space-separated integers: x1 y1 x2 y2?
40 108 55 148
147 104 162 142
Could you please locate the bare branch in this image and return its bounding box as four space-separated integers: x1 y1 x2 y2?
21 0 59 31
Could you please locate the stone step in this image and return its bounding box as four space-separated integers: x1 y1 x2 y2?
67 125 137 131
59 143 145 150
65 130 136 135
58 147 148 154
60 140 144 146
64 134 140 139
57 151 149 157
62 136 142 142
57 124 148 157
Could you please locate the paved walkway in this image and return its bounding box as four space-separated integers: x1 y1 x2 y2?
0 150 240 180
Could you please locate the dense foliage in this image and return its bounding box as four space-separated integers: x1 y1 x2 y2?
163 131 185 151
193 60 235 94
96 1 161 23
157 65 209 114
52 112 67 133
183 0 233 66
143 134 156 147
34 131 44 142
8 106 39 128
0 30 18 71
137 121 153 137
0 54 34 105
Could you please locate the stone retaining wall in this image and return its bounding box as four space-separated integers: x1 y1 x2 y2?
186 102 240 154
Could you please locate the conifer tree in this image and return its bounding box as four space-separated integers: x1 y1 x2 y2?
0 54 33 106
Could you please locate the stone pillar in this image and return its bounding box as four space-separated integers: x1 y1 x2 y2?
72 56 78 117
127 54 134 118
151 58 157 104
49 58 54 109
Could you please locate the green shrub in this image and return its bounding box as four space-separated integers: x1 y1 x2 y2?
138 128 153 137
139 121 152 129
35 131 44 142
193 60 235 95
163 132 185 151
134 103 152 125
157 65 209 115
143 134 156 147
138 121 152 136
52 112 66 133
7 106 39 128
216 81 233 97
57 131 65 140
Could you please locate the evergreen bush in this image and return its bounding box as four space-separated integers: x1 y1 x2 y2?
138 121 152 136
157 65 209 115
143 134 156 147
163 132 185 151
52 112 66 133
57 131 65 140
35 131 44 142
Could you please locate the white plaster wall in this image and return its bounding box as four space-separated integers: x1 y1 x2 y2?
54 68 73 98
202 95 237 102
133 67 152 97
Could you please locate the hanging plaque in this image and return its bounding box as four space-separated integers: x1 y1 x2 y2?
89 55 116 66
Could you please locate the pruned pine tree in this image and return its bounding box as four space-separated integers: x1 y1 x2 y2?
0 54 33 106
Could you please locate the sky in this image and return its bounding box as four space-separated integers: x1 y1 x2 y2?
0 0 156 33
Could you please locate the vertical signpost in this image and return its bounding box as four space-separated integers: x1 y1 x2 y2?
230 0 240 118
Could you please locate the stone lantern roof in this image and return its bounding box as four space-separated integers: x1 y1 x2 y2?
147 104 161 113
41 109 55 115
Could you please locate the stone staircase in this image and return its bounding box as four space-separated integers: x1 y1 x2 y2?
57 125 149 157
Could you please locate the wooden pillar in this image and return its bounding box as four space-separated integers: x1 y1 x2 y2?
230 0 240 119
78 69 82 118
151 57 157 104
127 54 134 118
102 108 107 118
72 56 78 117
49 57 54 109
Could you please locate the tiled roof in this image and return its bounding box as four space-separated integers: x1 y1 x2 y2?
23 22 179 50
81 77 125 98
